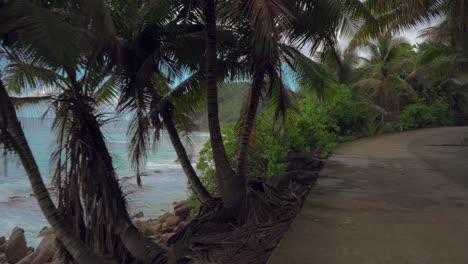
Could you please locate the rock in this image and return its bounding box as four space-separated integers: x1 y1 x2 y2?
0 253 7 263
158 212 173 223
38 227 54 237
0 244 5 253
16 252 36 264
175 221 188 233
185 216 196 223
295 171 319 185
159 232 175 240
287 152 325 171
50 251 61 264
164 215 181 227
174 203 190 219
135 220 162 236
132 212 144 219
173 200 186 208
160 226 174 234
0 237 5 245
5 227 28 263
31 235 57 264
270 170 318 191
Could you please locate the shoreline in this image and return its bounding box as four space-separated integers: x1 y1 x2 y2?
0 168 190 247
0 199 192 264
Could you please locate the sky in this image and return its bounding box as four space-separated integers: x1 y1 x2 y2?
338 17 443 50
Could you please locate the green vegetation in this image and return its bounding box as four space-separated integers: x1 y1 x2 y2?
399 99 454 129
0 0 467 262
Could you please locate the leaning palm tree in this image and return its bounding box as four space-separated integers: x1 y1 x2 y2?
1 1 167 262
0 2 114 263
0 77 108 264
217 0 377 209
111 0 213 202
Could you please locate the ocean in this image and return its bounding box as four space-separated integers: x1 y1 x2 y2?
0 117 209 246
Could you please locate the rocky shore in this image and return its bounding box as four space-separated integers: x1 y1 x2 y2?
0 201 192 264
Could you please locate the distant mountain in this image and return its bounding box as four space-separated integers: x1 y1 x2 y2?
193 82 250 130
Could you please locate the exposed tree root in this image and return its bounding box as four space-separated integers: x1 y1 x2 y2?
165 151 324 264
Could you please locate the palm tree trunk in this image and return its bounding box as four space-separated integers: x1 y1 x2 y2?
116 222 167 264
203 0 244 208
159 105 213 203
0 79 106 264
69 98 167 263
236 62 265 179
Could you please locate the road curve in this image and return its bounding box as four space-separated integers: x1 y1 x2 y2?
268 127 468 264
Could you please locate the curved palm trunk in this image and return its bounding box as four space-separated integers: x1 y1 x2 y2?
159 104 212 203
0 80 105 264
69 103 167 263
204 0 244 208
236 62 265 179
117 223 167 264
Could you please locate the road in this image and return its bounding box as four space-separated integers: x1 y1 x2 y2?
268 127 468 264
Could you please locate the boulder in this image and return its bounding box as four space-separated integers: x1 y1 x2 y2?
164 216 181 227
50 251 61 264
157 212 173 223
185 216 196 223
173 200 186 208
270 171 319 191
160 226 174 234
5 227 28 263
0 253 7 263
175 221 188 233
31 235 57 264
38 227 54 237
135 220 162 236
0 237 5 246
132 212 144 219
159 232 175 240
174 203 190 219
0 244 5 253
16 252 36 264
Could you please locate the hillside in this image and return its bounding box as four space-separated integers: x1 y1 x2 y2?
193 82 250 130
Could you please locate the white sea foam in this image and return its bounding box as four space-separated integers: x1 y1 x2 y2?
0 118 209 246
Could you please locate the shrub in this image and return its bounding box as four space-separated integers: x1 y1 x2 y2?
327 88 368 135
429 98 454 126
188 90 370 213
399 98 455 129
399 101 432 129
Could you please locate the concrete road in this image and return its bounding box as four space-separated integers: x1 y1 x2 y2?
268 127 468 264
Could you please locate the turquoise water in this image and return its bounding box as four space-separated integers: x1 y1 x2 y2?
0 117 208 246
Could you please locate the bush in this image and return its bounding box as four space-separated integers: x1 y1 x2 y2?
429 98 454 126
188 89 370 213
399 101 432 129
327 88 368 135
399 98 454 129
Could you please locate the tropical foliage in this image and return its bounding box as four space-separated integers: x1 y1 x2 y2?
0 0 466 262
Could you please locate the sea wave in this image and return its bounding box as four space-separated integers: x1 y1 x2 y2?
107 140 129 144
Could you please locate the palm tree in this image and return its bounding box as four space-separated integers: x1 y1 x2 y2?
203 0 242 209
224 0 377 205
351 36 417 118
320 47 362 85
0 77 108 264
406 42 468 113
111 0 213 202
1 1 167 262
352 0 467 52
